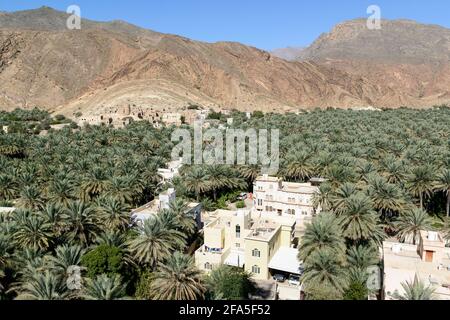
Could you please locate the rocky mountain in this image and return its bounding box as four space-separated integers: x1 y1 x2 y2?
297 19 450 106
271 47 305 61
0 7 449 117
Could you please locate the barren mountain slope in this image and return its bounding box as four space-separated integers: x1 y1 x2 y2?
0 8 449 116
297 19 450 106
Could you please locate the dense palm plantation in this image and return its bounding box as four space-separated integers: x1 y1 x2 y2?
1 106 450 300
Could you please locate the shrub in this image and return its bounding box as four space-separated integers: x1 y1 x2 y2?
81 245 124 278
207 266 255 300
343 281 369 300
134 271 154 300
236 201 245 209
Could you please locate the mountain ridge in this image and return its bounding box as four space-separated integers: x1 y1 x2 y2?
0 7 449 117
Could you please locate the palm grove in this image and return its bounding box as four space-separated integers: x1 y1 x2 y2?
0 107 449 300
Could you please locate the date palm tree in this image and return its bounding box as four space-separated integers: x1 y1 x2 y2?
283 151 314 182
13 215 53 251
337 193 380 244
407 165 436 209
238 164 261 185
46 245 85 283
331 183 358 214
78 167 111 202
183 166 211 201
105 175 136 205
206 165 246 201
312 183 333 212
14 270 68 300
435 169 450 217
63 201 99 247
366 175 407 218
168 199 197 237
46 178 75 208
302 249 348 296
394 208 434 245
0 174 17 201
298 212 346 262
81 274 127 300
150 252 205 300
17 185 44 210
346 245 379 270
96 197 131 232
128 217 186 269
391 274 435 300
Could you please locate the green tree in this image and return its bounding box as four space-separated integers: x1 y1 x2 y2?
343 281 368 300
150 252 205 300
81 274 127 300
302 249 348 297
81 245 124 278
206 265 255 300
435 169 450 217
14 271 68 300
394 208 434 245
128 217 186 269
407 165 436 209
337 193 381 243
391 274 435 300
298 212 346 262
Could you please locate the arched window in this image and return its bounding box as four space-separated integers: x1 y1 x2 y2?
252 265 261 274
252 248 261 258
236 225 241 238
204 262 212 270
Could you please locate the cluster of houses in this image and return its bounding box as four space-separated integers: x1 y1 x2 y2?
133 167 450 301
194 175 321 287
3 151 449 300
76 104 211 128
383 231 450 300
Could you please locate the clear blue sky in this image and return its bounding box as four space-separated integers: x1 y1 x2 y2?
1 0 449 50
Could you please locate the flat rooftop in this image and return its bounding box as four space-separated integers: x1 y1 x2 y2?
0 207 15 214
255 176 280 182
383 240 450 300
282 182 316 194
131 199 160 217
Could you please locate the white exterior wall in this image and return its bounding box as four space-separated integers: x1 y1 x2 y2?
253 177 318 223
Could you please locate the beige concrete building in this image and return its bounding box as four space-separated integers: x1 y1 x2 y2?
194 209 302 280
253 175 320 233
383 231 450 300
162 113 182 126
131 188 202 229
157 157 183 183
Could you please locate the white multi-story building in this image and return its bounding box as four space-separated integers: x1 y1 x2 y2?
131 188 202 229
253 175 320 229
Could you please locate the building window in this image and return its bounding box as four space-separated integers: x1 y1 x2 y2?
236 225 241 238
204 263 212 270
236 243 241 248
252 265 261 274
258 199 263 206
252 249 261 257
